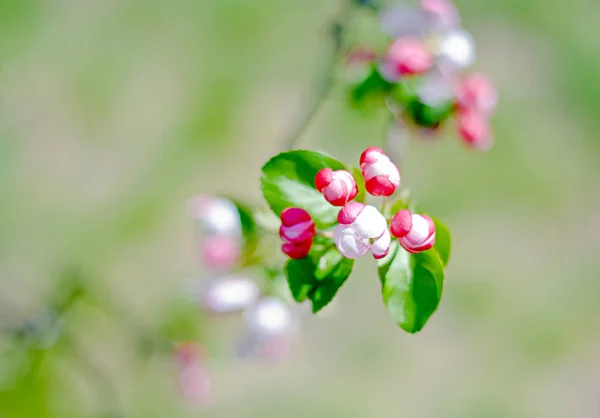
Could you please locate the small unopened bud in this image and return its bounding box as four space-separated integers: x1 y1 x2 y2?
456 110 493 151
384 37 434 79
190 196 241 236
391 210 436 253
174 342 211 405
334 202 391 259
245 297 294 336
315 168 358 206
200 235 240 269
456 73 497 117
202 276 260 313
279 208 315 259
360 147 401 197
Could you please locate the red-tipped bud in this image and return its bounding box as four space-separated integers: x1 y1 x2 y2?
384 37 434 79
282 239 313 260
315 168 358 206
456 73 497 117
334 204 390 260
391 212 436 254
359 147 401 197
456 110 493 151
390 209 413 238
279 208 315 259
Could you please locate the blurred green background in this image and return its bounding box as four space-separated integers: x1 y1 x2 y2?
1 0 600 417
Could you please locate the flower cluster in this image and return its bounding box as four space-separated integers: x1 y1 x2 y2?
189 196 298 366
278 147 436 261
346 0 497 150
174 342 212 405
191 196 241 270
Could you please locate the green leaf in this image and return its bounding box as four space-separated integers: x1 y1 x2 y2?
159 299 205 342
406 99 454 128
233 200 256 239
310 256 354 313
349 166 366 204
284 257 315 302
377 241 444 333
386 194 410 217
261 150 346 228
431 216 451 266
314 247 344 280
390 78 420 105
350 64 394 106
285 250 354 313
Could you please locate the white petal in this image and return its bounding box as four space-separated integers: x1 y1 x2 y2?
362 158 393 180
245 297 292 335
439 29 476 69
198 198 241 235
379 5 427 38
353 205 388 239
372 229 391 257
203 277 260 313
334 171 356 191
282 220 314 241
405 214 430 244
387 164 401 187
334 224 370 259
417 70 455 107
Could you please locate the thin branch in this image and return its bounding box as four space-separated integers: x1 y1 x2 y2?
280 1 354 151
62 329 125 418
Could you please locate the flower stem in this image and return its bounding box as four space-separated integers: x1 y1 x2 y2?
281 0 355 151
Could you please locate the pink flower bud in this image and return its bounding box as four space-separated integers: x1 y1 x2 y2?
391 211 436 253
384 37 433 79
237 297 297 361
334 202 391 259
174 342 211 405
201 235 240 269
359 147 401 197
456 110 493 151
245 297 293 336
315 168 358 206
282 239 313 260
421 0 460 31
456 73 497 117
279 208 315 259
390 209 412 238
